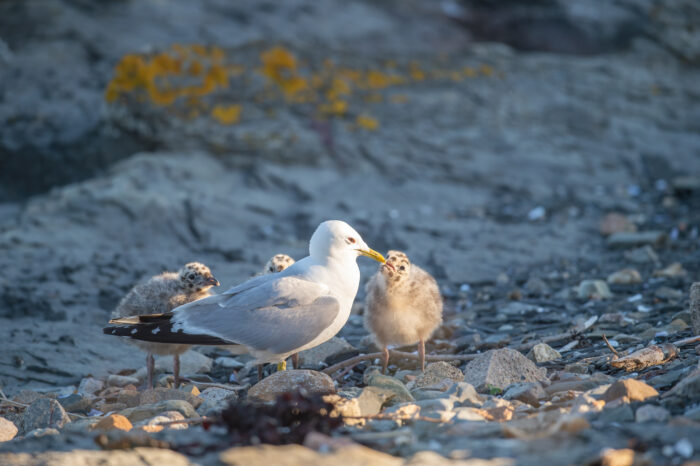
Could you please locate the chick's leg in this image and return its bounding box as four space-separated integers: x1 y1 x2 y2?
382 346 390 374
418 339 426 372
292 353 299 369
173 354 181 388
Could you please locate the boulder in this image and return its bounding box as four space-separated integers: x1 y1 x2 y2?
92 414 133 431
603 379 659 403
577 280 613 300
247 370 335 402
463 348 547 392
607 268 642 285
414 362 464 388
197 387 239 416
22 399 71 433
526 343 562 363
0 417 18 442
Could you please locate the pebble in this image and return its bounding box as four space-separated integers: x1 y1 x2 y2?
139 411 187 433
503 382 547 407
24 428 60 438
414 362 464 388
452 407 487 421
364 371 415 404
674 438 694 459
598 403 635 423
623 245 659 264
523 277 550 297
463 348 547 393
107 374 140 387
654 262 686 278
57 394 92 414
92 413 133 431
196 387 239 416
599 213 636 236
606 268 642 285
117 389 140 408
139 388 202 409
635 404 670 423
247 370 335 402
22 399 71 433
577 280 613 300
118 400 197 423
606 231 667 249
526 343 561 363
77 377 104 398
684 405 700 421
603 379 659 403
0 417 18 442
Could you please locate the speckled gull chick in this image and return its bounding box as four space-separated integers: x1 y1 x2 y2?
110 262 220 388
104 220 386 370
364 250 443 373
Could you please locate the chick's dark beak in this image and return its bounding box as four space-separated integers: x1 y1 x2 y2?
208 276 220 286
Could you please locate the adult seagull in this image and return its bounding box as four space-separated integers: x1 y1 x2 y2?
104 220 388 371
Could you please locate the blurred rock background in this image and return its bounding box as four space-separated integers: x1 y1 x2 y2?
0 0 699 392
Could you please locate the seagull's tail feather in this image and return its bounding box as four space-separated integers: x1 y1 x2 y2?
109 313 172 325
103 320 235 346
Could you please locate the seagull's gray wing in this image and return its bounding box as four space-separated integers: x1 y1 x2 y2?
170 275 339 354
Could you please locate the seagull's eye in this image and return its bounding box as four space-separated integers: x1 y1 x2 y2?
347 237 356 244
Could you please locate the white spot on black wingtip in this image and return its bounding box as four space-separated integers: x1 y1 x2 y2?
152 327 160 334
131 328 137 335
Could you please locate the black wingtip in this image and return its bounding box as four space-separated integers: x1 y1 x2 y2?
103 322 235 346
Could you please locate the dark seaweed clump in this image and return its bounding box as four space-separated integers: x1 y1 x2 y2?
217 390 343 446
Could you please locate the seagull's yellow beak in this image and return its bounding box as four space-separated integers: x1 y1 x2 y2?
357 248 386 264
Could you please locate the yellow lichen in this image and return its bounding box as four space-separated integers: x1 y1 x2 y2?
356 114 379 131
211 104 242 125
479 64 494 76
260 46 309 99
319 99 348 116
389 94 408 104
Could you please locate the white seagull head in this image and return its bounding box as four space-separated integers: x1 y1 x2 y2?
309 220 386 265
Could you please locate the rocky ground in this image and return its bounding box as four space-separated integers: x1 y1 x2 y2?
1 0 700 464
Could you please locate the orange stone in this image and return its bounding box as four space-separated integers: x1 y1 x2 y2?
93 414 133 432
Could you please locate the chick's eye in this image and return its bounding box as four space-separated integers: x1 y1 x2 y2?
269 266 275 272
399 265 405 271
347 237 356 244
188 274 195 280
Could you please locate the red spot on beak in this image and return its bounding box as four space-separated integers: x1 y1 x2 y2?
383 262 396 272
